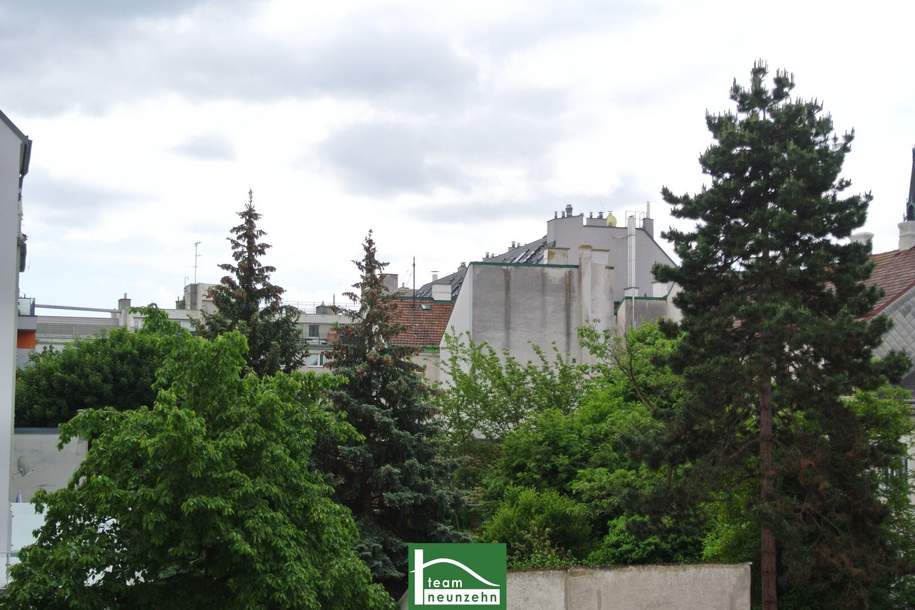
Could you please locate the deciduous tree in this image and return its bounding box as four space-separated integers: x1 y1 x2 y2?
15 306 181 427
3 331 392 610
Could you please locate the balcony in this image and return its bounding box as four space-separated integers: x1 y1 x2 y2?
16 297 34 317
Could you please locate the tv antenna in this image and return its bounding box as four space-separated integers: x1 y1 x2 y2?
193 241 201 284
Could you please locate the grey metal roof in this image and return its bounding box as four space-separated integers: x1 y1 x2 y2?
0 108 31 176
901 366 915 395
415 236 547 301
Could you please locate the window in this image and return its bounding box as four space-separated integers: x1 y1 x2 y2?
308 324 320 338
305 352 325 368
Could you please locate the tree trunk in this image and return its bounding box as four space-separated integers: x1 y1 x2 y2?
760 380 778 610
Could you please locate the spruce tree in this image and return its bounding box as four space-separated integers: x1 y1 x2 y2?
655 63 911 609
196 190 305 376
321 231 459 597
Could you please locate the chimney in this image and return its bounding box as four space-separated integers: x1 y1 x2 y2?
117 293 131 327
431 282 451 302
431 271 439 282
380 273 398 292
565 203 573 217
641 202 654 238
900 223 915 251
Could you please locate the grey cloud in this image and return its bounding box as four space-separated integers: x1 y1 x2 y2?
173 133 234 161
319 122 470 196
0 0 659 118
411 198 558 225
411 178 654 226
23 170 150 225
470 0 659 52
608 68 716 108
3 0 213 21
300 28 476 102
0 3 477 116
604 174 654 208
318 94 566 196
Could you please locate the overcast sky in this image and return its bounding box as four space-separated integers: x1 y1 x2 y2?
6 0 915 309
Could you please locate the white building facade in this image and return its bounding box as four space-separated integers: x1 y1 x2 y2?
437 205 680 373
0 110 31 578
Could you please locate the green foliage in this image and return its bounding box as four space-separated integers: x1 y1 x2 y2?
437 334 591 525
2 331 393 610
479 487 590 568
589 514 702 566
15 306 182 427
319 232 459 598
655 62 914 608
439 334 588 445
443 324 706 568
195 190 305 376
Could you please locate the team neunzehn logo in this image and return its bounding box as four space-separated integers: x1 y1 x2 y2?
408 543 507 608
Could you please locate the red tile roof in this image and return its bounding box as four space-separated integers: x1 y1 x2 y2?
866 246 915 318
391 298 453 348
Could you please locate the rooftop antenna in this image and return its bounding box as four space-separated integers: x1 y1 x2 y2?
412 256 417 310
193 241 201 284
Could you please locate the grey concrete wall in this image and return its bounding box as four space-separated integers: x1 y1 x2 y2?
545 214 675 305
412 351 441 383
615 299 677 334
552 565 750 610
470 264 582 365
10 430 87 502
401 564 751 609
438 265 474 382
509 565 750 610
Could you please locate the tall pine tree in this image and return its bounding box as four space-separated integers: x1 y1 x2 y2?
655 63 912 610
321 231 459 598
196 190 305 376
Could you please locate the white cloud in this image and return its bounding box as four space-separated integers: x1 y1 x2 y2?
12 0 915 309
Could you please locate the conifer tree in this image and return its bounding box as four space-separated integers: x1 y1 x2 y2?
321 231 458 597
655 63 912 610
196 190 305 376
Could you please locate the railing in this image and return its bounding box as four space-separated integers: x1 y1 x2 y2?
284 301 351 315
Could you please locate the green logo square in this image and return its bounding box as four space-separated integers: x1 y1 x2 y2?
407 543 507 609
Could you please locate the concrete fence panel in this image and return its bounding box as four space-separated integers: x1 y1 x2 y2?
401 563 751 609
